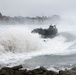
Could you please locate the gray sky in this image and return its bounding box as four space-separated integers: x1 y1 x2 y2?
0 0 76 17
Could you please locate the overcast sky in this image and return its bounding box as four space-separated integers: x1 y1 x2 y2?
0 0 76 17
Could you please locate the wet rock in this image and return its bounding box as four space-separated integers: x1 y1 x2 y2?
31 25 58 38
27 70 33 75
14 70 26 75
59 70 76 75
1 65 76 75
43 70 58 75
27 66 58 75
12 65 23 70
47 70 58 75
0 67 14 75
31 66 47 74
40 66 48 72
71 67 76 71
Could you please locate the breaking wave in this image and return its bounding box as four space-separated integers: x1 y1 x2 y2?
0 26 42 53
0 24 76 68
0 25 76 55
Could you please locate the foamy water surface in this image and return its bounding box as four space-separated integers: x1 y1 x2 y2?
0 24 76 70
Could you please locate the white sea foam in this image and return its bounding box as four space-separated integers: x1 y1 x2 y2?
0 24 76 67
0 26 43 53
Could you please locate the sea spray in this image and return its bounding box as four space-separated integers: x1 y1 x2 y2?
0 26 42 53
0 25 76 69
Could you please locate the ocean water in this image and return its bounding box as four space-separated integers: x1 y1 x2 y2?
0 24 76 71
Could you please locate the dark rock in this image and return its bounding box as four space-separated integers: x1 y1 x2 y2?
27 66 48 75
1 65 76 75
32 66 47 74
0 67 14 75
31 25 58 38
40 66 48 72
27 70 33 75
59 70 76 75
71 67 76 71
12 65 23 70
48 70 58 75
14 70 27 75
43 71 58 75
0 13 2 18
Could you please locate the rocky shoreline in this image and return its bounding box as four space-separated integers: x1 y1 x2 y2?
0 65 76 75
